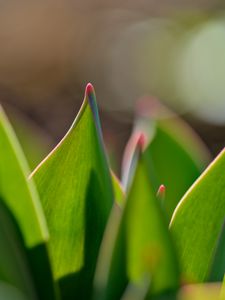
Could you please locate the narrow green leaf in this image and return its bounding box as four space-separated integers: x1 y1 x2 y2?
93 204 122 300
0 200 37 299
209 222 225 281
94 143 179 300
123 153 179 294
179 283 221 300
170 149 225 283
120 281 150 300
0 106 48 247
0 106 58 300
157 184 166 208
220 275 225 300
5 107 51 170
31 84 113 297
123 108 210 219
111 172 125 205
147 120 209 219
0 281 30 300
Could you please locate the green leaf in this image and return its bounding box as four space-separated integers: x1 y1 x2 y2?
0 106 48 247
5 106 52 170
179 283 221 300
0 106 58 300
94 142 179 300
0 281 30 300
170 149 225 283
120 281 150 300
31 84 113 298
93 204 122 300
111 172 125 205
209 222 225 281
220 275 225 300
123 108 210 219
0 200 37 299
148 119 209 219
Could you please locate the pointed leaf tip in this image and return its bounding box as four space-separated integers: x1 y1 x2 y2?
84 83 103 138
157 184 166 197
157 184 166 204
137 133 146 151
85 82 95 99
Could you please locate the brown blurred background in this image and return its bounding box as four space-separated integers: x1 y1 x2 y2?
1 0 225 172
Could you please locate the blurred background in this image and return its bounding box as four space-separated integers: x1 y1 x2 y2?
1 0 225 173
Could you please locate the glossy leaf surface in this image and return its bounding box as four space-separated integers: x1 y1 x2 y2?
170 149 225 282
31 84 113 298
95 147 179 300
0 107 57 300
0 200 36 299
0 106 48 247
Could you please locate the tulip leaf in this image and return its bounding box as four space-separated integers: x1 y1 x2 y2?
170 149 225 283
0 281 30 300
209 221 225 281
147 119 209 219
0 106 48 248
111 172 125 205
220 276 225 300
123 111 210 220
95 143 179 300
93 204 122 300
0 106 57 300
120 280 150 300
5 107 51 170
0 200 37 299
31 84 113 298
179 283 221 300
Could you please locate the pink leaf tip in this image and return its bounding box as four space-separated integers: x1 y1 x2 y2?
85 82 95 98
137 133 146 150
157 184 166 200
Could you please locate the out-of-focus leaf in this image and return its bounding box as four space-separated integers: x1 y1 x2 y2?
94 204 122 300
170 149 225 283
31 84 113 298
5 105 52 170
122 102 210 219
156 184 166 208
220 276 225 300
94 142 179 300
0 281 29 300
147 119 209 219
0 106 58 300
111 172 125 205
0 200 36 299
178 283 221 300
120 281 149 300
209 222 225 281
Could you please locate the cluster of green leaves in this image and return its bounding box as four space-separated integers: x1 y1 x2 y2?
0 83 224 300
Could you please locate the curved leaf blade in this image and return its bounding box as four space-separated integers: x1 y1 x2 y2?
170 149 225 282
94 143 179 300
0 107 57 300
123 103 210 219
0 106 48 247
146 119 209 219
0 200 37 299
0 281 30 300
31 84 113 296
111 172 125 205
